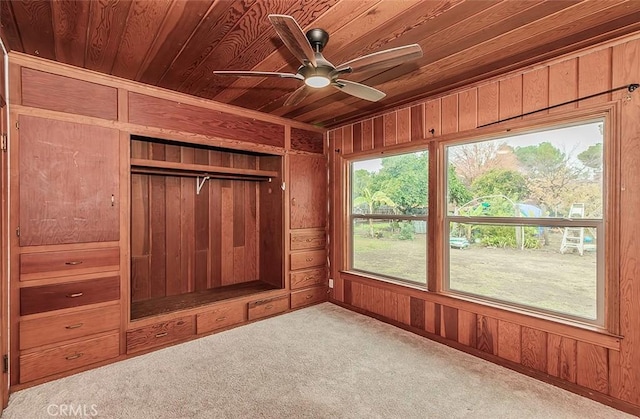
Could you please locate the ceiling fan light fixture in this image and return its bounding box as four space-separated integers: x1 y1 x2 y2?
305 75 330 88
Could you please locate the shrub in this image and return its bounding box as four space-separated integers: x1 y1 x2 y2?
398 222 415 240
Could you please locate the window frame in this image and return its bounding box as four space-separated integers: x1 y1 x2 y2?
347 149 429 287
340 103 619 334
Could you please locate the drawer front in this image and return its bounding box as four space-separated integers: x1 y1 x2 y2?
290 267 326 290
247 295 289 321
291 286 327 309
126 316 195 354
20 247 120 281
290 230 326 251
197 304 246 334
290 250 325 271
20 332 120 383
20 276 121 316
20 304 121 350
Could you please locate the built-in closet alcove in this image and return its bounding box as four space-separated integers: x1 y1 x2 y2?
129 135 284 320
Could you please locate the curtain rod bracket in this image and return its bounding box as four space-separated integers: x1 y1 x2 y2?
196 176 210 195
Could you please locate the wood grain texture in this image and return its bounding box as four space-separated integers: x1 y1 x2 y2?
547 334 577 383
51 0 90 67
361 119 373 151
396 108 411 144
424 99 441 137
578 48 612 107
10 0 56 59
373 116 384 149
410 104 424 141
522 67 549 116
457 309 476 347
498 320 521 363
85 0 133 73
576 341 609 394
20 332 119 383
126 316 195 354
196 302 246 334
458 89 477 132
521 327 547 372
19 115 120 246
383 112 397 147
290 285 327 309
611 38 640 405
441 95 458 135
290 154 327 229
410 297 425 330
477 81 499 126
499 75 523 120
291 128 324 154
20 276 120 316
128 93 285 147
441 305 458 341
548 58 578 112
477 315 498 355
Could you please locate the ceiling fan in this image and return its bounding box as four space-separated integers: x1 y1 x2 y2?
213 14 423 106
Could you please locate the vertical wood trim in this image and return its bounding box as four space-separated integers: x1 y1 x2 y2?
549 58 578 112
477 81 499 126
119 131 130 355
410 297 425 330
344 280 352 305
424 99 441 137
362 119 374 151
441 305 458 341
576 342 609 394
521 327 547 372
383 112 397 147
410 104 424 141
396 108 411 144
424 300 437 334
457 309 477 347
499 75 523 120
9 63 21 105
441 95 458 135
397 294 411 325
373 116 384 149
458 89 477 132
342 125 353 154
352 122 362 152
477 315 498 355
578 48 612 107
118 88 128 122
383 290 398 321
522 67 549 118
498 320 521 363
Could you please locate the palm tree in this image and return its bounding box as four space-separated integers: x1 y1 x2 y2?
353 188 396 237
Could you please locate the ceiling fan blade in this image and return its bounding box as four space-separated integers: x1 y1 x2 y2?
334 44 423 74
333 79 386 102
284 85 312 106
213 70 303 80
268 14 317 67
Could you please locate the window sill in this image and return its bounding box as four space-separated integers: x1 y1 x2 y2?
339 270 622 351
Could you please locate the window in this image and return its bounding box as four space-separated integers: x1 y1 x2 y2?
445 119 605 325
349 151 428 285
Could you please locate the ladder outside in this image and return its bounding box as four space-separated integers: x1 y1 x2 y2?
560 203 585 255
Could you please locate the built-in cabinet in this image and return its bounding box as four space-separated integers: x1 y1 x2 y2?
13 115 122 385
6 56 327 388
289 152 328 309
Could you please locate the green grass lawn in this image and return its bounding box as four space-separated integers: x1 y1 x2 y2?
352 228 598 320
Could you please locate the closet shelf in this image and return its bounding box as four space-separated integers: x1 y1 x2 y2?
130 159 278 181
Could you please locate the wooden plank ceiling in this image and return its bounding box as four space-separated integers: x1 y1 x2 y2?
1 0 640 128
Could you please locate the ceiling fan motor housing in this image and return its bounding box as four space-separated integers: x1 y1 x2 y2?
306 28 330 52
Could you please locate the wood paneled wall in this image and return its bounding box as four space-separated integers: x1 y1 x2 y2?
130 140 264 301
328 33 640 415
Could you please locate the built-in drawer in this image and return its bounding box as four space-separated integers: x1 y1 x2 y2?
290 230 326 251
290 250 325 271
196 303 246 334
291 286 327 309
247 295 289 321
20 247 120 281
126 316 195 354
290 267 326 290
20 276 120 316
20 304 121 350
20 332 120 383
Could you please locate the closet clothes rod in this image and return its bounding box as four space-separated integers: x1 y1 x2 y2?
130 158 277 181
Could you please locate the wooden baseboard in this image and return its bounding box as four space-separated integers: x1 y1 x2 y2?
330 299 640 417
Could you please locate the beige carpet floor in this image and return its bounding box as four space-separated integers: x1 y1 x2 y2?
3 303 632 418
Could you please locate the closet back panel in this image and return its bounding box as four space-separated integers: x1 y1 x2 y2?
130 141 261 302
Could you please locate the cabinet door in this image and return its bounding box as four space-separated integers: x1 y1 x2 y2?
18 115 120 246
289 154 326 229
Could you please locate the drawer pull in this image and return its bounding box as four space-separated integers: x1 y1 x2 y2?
305 257 313 262
306 238 313 242
305 295 313 300
265 304 274 310
65 353 83 361
65 323 84 330
155 332 168 338
64 261 83 266
215 316 227 322
66 292 84 298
